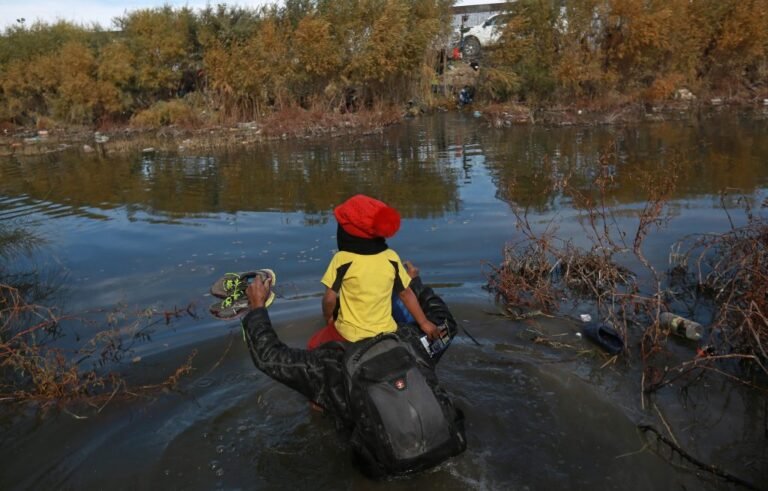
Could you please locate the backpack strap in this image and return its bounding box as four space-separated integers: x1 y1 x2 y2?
348 332 399 363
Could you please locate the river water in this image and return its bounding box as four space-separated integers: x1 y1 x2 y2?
1 112 767 490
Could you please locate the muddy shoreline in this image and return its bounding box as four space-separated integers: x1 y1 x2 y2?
3 100 767 158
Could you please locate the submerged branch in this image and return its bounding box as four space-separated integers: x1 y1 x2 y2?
638 425 758 490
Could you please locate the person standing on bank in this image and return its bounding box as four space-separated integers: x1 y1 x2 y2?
240 263 466 477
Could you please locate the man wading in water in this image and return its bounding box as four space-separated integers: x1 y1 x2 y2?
240 262 466 477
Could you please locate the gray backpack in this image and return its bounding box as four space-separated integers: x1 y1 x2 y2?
342 332 466 477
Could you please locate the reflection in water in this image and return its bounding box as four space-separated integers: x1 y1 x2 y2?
480 116 768 211
2 114 767 222
0 122 465 222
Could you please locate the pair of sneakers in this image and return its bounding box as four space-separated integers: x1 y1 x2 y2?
209 269 276 319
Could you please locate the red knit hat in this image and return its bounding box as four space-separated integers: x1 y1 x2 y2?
334 194 401 239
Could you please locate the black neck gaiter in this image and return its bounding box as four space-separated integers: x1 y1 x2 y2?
337 224 388 255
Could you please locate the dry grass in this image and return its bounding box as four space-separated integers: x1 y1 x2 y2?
488 155 768 395
0 282 197 411
259 104 402 139
130 100 203 129
670 194 768 366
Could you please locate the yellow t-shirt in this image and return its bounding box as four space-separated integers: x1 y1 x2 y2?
321 249 412 342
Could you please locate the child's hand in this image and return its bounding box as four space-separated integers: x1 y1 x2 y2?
420 320 439 340
404 260 420 279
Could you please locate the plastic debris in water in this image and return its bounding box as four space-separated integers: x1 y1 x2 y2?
582 322 624 355
659 312 702 341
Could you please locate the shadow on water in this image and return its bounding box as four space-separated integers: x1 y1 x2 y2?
1 112 768 489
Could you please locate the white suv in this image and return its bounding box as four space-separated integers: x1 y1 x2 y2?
461 13 510 58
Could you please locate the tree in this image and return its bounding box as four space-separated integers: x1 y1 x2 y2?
116 7 200 101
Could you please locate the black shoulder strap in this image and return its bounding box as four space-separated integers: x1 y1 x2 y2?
331 262 352 293
390 260 405 293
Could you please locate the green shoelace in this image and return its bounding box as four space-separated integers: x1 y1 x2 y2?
222 289 244 308
223 274 244 293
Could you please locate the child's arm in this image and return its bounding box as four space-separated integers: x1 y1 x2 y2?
399 286 439 340
322 287 338 323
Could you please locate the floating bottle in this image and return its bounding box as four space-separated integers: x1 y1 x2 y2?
659 312 702 341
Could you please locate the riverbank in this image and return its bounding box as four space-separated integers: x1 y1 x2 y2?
3 98 768 158
480 96 768 127
0 106 406 158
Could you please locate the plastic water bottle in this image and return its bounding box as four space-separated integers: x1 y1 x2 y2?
659 313 702 341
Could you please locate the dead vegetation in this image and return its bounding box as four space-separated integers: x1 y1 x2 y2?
488 154 669 352
668 192 768 370
258 104 403 139
487 153 768 392
0 280 198 413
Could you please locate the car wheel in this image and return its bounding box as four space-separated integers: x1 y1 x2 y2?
462 36 481 58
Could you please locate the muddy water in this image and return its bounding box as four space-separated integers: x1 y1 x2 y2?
1 112 767 489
